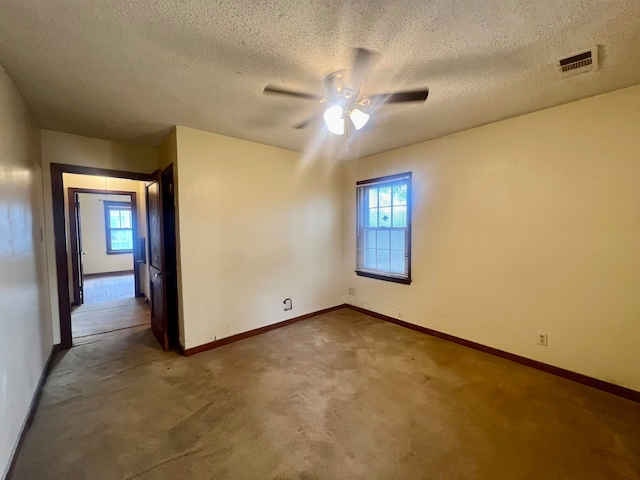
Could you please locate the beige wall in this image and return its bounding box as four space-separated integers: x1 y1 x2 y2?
0 66 53 477
174 126 344 349
159 127 176 171
62 174 149 300
343 84 640 392
41 130 158 342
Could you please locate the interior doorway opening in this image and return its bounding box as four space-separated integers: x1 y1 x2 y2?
64 174 149 340
52 164 179 351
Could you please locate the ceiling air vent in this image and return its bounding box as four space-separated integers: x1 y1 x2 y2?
557 46 599 76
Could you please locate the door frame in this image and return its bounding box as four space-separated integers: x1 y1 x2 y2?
68 187 141 306
51 163 154 350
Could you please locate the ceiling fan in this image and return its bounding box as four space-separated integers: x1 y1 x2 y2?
263 48 429 145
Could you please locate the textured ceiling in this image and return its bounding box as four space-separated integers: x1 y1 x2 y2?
0 1 639 159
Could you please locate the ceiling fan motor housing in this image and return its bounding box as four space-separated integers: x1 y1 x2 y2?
325 70 360 105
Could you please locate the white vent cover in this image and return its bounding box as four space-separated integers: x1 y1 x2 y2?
556 46 599 76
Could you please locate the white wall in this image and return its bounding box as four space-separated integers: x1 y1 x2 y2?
343 84 640 392
0 66 53 478
174 126 344 349
41 130 158 342
76 193 132 274
62 174 149 300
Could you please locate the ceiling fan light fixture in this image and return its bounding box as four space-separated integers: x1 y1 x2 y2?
349 108 370 130
324 105 345 135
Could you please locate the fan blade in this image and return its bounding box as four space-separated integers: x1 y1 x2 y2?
368 89 429 104
293 114 321 129
263 86 324 101
350 48 375 87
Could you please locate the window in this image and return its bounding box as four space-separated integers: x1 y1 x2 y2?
356 172 411 284
104 201 133 254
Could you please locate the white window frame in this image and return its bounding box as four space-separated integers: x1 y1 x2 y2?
356 172 412 284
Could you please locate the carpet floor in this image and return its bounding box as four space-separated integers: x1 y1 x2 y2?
10 308 640 479
82 272 135 304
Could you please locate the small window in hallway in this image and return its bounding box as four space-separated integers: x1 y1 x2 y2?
356 172 412 284
104 201 133 254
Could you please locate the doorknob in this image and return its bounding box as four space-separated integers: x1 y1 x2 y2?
81 251 87 255
154 272 163 278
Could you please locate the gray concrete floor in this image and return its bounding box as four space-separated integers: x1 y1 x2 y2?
11 308 640 479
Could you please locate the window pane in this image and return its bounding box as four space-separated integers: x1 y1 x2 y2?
379 187 391 207
111 230 133 250
376 250 390 271
368 208 378 227
392 206 407 228
365 249 377 269
376 230 389 250
390 251 405 273
393 184 407 206
366 230 376 249
390 230 405 251
109 210 121 228
120 210 132 228
368 188 378 208
379 207 391 228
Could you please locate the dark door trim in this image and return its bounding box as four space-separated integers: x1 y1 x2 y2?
68 187 140 306
51 163 154 350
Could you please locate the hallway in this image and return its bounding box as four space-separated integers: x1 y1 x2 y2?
71 297 149 339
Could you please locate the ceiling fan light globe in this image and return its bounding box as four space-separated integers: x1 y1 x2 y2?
324 105 345 135
349 108 370 130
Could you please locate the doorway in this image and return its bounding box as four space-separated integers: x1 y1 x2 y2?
68 187 141 306
51 164 179 350
66 181 147 340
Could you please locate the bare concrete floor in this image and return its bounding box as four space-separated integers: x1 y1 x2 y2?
11 309 640 479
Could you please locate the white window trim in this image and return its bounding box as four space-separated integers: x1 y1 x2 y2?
355 172 412 285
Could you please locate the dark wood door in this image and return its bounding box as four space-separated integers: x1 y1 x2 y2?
73 193 85 305
161 165 179 347
146 171 169 350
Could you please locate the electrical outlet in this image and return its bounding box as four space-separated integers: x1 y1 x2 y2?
283 298 292 311
398 309 403 319
538 334 548 346
348 287 355 296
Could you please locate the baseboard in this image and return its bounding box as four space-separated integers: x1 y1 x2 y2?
183 305 345 356
345 304 640 403
83 270 134 279
4 344 61 480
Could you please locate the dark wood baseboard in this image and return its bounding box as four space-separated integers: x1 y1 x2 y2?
83 270 135 279
183 305 345 356
5 344 61 479
345 304 640 403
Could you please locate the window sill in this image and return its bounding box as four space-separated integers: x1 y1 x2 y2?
355 270 412 285
106 250 133 255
